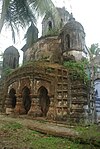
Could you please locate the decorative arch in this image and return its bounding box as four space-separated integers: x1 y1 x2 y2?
38 86 48 95
9 88 16 108
22 86 31 114
38 86 50 117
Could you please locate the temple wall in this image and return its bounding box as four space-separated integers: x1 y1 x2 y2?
0 63 88 123
23 36 62 63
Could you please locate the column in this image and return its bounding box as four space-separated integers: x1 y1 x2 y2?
14 81 26 114
28 79 42 116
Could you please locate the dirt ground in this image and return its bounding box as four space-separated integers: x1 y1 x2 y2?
0 114 79 149
0 114 100 149
0 114 78 137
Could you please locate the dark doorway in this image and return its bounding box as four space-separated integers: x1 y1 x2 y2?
38 86 50 117
9 88 16 108
48 21 52 30
22 86 31 114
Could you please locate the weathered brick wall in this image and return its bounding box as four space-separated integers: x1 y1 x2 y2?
23 36 62 63
0 62 88 123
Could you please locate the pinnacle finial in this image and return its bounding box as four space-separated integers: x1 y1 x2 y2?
69 13 75 21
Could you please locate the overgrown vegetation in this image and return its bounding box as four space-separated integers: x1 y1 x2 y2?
63 60 89 84
0 119 100 149
46 28 60 36
2 122 22 130
2 67 14 77
75 124 100 146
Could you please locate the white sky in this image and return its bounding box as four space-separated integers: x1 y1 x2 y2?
53 0 100 46
0 0 100 63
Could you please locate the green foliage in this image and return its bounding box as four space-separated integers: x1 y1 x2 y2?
63 61 89 84
0 0 56 42
0 119 100 149
46 67 54 73
2 67 13 77
47 27 59 36
89 43 100 57
2 122 22 131
21 61 34 67
75 125 100 146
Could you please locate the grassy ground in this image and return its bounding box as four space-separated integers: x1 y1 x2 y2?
0 117 100 149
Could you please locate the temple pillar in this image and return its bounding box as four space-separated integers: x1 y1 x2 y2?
28 79 42 116
28 95 42 116
5 95 14 114
14 80 26 114
14 94 26 114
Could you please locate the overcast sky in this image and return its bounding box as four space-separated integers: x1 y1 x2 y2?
53 0 100 46
0 0 100 63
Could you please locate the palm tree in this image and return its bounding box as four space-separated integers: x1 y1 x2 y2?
89 43 100 59
0 0 60 42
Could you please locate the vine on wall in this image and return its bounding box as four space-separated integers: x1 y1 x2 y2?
63 60 89 84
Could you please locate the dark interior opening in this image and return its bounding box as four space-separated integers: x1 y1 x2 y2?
9 88 16 108
13 57 16 69
22 86 31 114
95 90 98 96
38 86 50 117
60 18 63 28
48 21 52 30
66 34 70 48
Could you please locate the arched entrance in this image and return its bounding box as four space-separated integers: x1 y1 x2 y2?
9 88 16 108
22 86 31 114
38 86 50 117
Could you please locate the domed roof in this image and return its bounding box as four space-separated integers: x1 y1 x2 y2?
4 46 19 55
62 14 84 32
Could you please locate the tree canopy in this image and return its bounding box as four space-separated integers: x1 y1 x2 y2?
0 0 59 42
89 43 100 58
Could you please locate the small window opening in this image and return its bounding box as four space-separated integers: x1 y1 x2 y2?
13 57 16 69
60 18 63 28
66 34 70 48
48 21 52 30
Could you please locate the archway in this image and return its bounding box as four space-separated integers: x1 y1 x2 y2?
9 88 16 108
22 86 31 114
38 86 50 117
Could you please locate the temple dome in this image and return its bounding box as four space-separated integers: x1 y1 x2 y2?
4 46 19 56
62 14 84 32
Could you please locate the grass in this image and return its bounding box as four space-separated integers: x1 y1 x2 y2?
0 121 100 149
2 122 22 130
74 124 100 147
75 124 100 139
